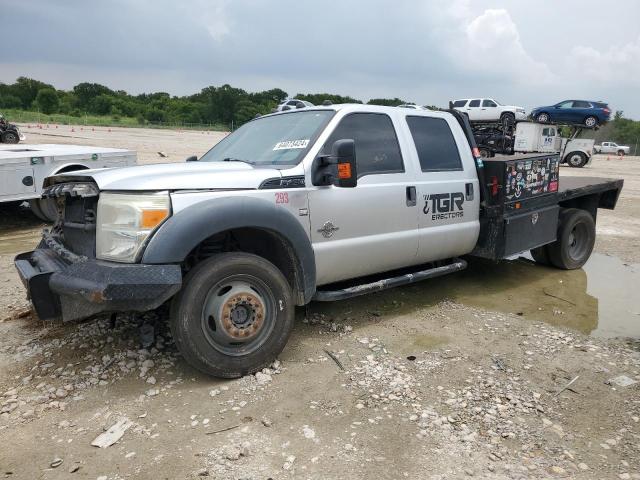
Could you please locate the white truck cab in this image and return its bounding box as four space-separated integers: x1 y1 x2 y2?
513 122 594 168
15 105 623 378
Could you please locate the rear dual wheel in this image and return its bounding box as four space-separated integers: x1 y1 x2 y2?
170 252 294 378
530 209 595 270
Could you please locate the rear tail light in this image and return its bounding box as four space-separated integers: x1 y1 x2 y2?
603 108 610 114
490 176 499 196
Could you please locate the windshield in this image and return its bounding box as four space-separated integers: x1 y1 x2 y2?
199 110 334 167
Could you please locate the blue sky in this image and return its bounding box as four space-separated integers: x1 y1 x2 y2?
1 0 639 117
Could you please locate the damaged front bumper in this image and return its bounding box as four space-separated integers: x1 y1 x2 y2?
14 234 182 322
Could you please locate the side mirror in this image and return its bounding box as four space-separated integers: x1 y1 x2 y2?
312 139 357 188
186 155 198 162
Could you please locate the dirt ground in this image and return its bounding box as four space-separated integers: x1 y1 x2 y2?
0 126 639 479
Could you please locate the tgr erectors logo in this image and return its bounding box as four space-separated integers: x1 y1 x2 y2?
423 192 464 220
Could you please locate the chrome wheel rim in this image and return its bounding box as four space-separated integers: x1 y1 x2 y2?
585 117 596 127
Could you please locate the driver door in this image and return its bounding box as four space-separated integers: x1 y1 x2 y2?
307 112 419 286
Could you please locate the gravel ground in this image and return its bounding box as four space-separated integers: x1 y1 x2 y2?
0 127 639 479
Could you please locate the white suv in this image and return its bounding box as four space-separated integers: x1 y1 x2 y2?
452 98 527 124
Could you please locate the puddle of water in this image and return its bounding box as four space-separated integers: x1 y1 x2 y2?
412 334 449 350
311 253 639 339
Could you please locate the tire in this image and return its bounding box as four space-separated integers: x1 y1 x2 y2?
617 150 625 157
536 112 550 123
547 209 595 270
29 199 48 221
500 112 515 126
170 252 295 378
36 198 59 222
478 148 491 159
1 131 19 144
566 152 587 168
584 116 598 128
530 245 551 265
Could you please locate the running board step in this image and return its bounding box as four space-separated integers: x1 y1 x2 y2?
313 258 467 302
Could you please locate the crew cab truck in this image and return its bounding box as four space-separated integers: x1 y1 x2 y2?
14 105 623 378
593 142 631 156
0 144 137 221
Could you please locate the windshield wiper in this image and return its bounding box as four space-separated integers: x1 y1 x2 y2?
222 157 255 165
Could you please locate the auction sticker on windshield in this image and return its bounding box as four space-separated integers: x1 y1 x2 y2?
273 139 310 150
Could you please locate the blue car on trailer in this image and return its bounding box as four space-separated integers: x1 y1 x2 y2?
531 100 611 128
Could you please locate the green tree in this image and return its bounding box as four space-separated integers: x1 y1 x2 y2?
12 77 54 109
367 97 407 107
35 88 59 114
73 82 113 109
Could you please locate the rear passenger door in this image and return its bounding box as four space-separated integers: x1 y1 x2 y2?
403 114 480 263
465 99 482 121
308 112 419 286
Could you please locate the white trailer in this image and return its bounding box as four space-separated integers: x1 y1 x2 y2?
513 122 594 168
0 144 137 221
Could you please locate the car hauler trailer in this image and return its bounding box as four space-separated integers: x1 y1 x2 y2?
0 144 137 221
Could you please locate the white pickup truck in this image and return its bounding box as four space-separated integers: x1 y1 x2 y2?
593 141 631 156
15 105 623 378
0 144 137 221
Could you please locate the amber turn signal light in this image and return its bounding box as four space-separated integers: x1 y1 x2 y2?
141 209 169 229
337 163 352 179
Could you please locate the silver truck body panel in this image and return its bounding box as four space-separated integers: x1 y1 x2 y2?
0 144 136 203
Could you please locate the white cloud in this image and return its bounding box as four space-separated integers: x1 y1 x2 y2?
455 9 555 84
569 36 640 84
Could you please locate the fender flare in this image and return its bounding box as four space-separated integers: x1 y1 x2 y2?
142 196 316 303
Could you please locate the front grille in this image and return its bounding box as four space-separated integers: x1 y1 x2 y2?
61 195 97 258
43 182 99 259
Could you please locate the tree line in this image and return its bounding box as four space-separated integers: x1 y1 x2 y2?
1 77 638 147
0 77 414 128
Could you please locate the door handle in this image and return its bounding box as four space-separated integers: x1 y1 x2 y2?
406 186 417 207
465 183 474 201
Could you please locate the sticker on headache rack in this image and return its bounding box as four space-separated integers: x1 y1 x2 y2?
273 139 310 150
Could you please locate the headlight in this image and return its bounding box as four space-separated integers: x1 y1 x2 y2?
96 192 170 263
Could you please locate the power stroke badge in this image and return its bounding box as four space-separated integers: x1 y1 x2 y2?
423 192 465 221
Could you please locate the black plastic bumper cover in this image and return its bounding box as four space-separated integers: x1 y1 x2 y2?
15 248 182 322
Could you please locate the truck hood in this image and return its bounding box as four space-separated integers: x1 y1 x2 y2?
47 161 284 191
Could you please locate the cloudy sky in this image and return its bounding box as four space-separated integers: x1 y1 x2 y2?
1 0 640 117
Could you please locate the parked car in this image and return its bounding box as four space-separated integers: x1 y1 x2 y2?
530 100 611 128
0 114 25 144
451 98 527 124
472 126 514 158
275 99 314 111
593 141 630 156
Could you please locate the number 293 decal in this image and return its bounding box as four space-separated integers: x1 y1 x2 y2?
275 192 289 204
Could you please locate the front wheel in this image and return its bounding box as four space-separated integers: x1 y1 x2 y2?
547 209 595 270
1 131 19 144
536 113 550 123
566 152 587 168
500 112 515 126
170 252 294 378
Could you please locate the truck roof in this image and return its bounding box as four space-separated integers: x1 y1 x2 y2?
0 144 133 161
265 103 447 117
